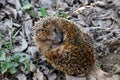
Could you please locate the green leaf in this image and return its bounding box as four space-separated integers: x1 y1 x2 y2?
56 10 68 18
1 61 9 74
19 57 26 63
24 55 31 60
26 10 39 18
0 37 9 49
0 51 6 61
40 7 48 17
11 53 21 62
9 62 19 68
22 3 32 10
6 57 11 62
0 32 8 49
0 43 1 49
62 11 67 18
0 32 3 38
25 61 30 71
9 67 17 74
117 20 120 28
19 54 31 63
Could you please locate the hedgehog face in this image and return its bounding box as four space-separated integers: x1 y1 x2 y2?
34 19 64 51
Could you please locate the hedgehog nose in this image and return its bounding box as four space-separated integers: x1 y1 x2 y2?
53 28 64 44
57 38 63 44
58 36 63 44
54 36 62 44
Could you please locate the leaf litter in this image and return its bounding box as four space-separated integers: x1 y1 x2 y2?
0 0 120 80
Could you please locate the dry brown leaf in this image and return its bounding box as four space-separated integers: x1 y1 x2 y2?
16 73 27 80
27 46 39 58
0 13 5 21
7 0 17 5
79 0 89 5
0 0 6 6
12 36 28 53
30 61 36 72
113 0 120 6
33 69 45 80
22 19 33 42
47 73 57 80
5 5 17 19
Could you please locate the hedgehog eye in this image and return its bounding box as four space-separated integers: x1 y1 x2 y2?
41 29 44 31
49 45 52 48
54 28 57 33
43 20 49 27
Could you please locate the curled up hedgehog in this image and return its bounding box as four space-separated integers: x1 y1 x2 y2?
33 17 120 80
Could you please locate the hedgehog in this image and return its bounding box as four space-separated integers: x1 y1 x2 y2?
33 17 95 76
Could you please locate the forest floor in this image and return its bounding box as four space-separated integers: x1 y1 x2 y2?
0 0 120 80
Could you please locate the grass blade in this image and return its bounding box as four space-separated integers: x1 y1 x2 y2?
9 18 14 50
40 7 48 17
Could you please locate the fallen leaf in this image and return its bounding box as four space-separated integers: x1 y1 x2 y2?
12 36 28 53
33 69 45 80
30 61 36 72
16 73 27 80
